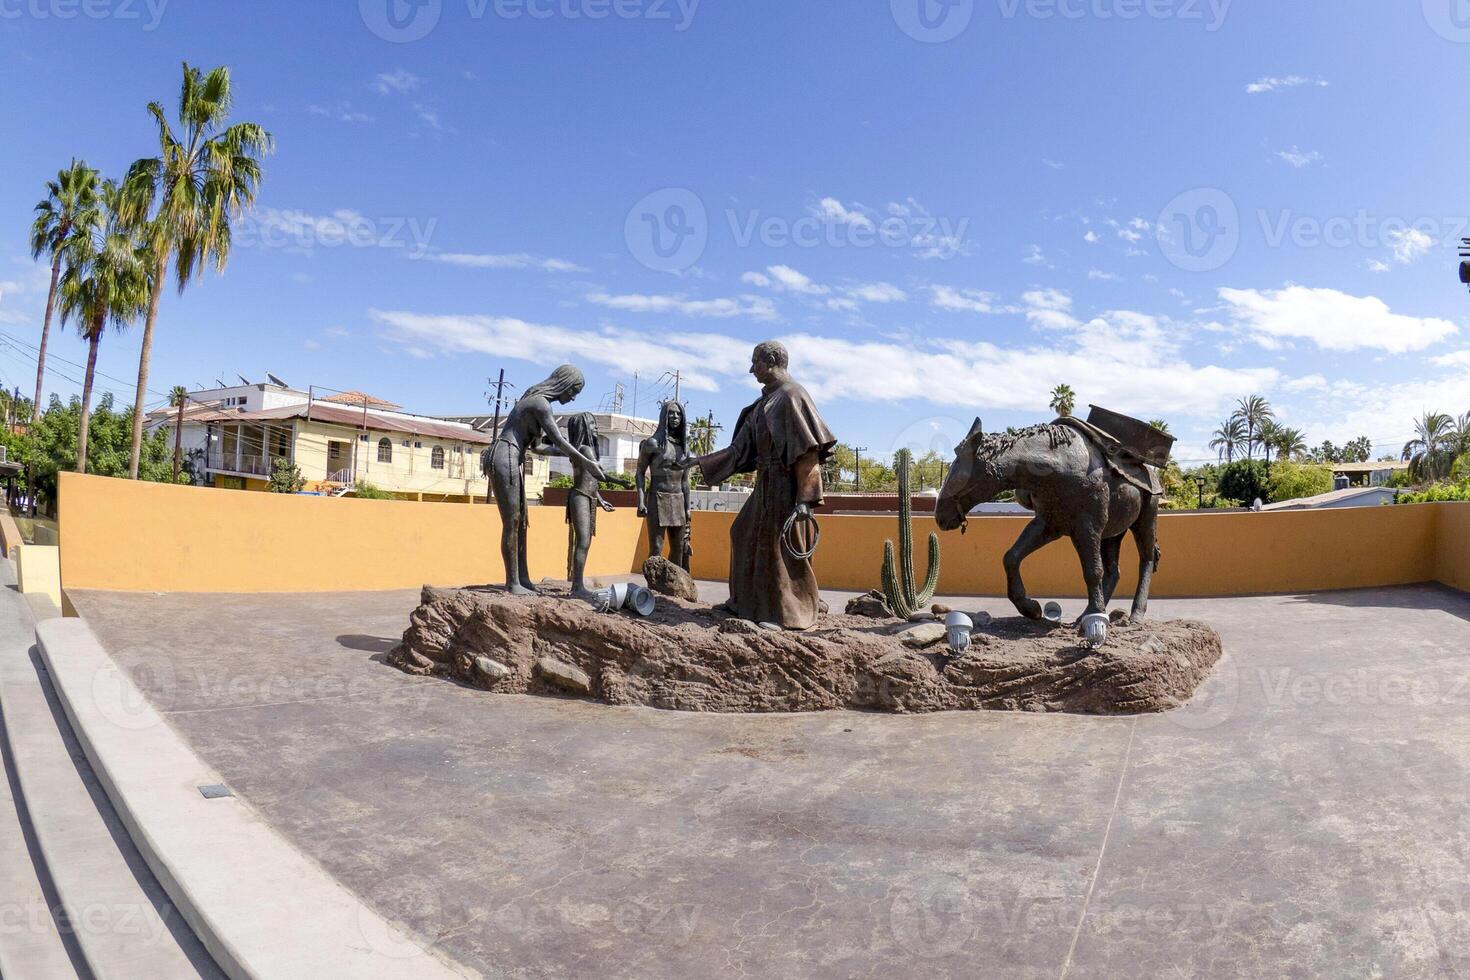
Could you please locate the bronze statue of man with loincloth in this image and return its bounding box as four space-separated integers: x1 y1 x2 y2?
691 341 836 630
635 400 693 570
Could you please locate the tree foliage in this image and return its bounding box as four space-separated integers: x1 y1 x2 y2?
1217 459 1270 505
267 457 306 494
1268 461 1334 503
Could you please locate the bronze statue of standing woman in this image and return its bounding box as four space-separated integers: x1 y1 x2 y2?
636 400 692 570
488 365 606 595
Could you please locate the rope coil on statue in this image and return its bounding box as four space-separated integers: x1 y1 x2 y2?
782 509 821 561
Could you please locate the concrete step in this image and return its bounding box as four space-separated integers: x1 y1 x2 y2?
36 615 476 980
0 565 222 979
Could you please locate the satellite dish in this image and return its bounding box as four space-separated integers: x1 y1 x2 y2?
266 373 288 387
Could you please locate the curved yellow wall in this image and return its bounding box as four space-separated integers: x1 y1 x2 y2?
60 473 647 593
59 472 1470 597
687 506 1443 597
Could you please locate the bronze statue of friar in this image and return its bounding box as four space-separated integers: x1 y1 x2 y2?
689 341 836 630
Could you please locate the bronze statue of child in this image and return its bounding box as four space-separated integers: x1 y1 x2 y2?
563 413 617 598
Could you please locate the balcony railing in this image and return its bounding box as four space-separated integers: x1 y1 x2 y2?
207 452 276 477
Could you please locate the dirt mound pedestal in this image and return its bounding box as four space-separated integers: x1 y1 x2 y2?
389 587 1223 716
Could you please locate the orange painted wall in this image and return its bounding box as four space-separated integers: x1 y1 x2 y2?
59 472 646 594
1434 502 1470 594
689 503 1444 598
58 471 1465 597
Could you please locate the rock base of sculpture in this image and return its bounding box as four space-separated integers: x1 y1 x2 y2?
388 586 1222 715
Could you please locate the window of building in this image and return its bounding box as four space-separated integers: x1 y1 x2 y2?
431 446 445 470
377 438 393 463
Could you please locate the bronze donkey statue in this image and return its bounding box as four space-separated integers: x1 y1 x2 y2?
934 419 1163 624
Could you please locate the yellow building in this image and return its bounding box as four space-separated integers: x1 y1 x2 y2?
149 382 551 503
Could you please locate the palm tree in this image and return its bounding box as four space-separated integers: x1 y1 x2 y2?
1258 420 1281 467
1402 411 1459 483
29 160 101 424
1147 419 1171 434
121 62 273 479
57 181 153 473
169 384 189 482
1049 383 1077 417
1210 417 1248 464
1232 395 1274 462
1273 427 1308 462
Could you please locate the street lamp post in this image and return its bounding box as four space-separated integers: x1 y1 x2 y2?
1195 476 1207 509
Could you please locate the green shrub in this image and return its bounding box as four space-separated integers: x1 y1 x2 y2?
1396 481 1470 504
1269 461 1334 503
351 480 395 500
1217 460 1270 505
267 458 307 494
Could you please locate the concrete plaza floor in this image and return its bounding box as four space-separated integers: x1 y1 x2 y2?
71 583 1470 978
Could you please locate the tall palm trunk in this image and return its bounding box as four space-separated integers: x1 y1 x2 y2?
126 253 166 479
33 251 63 424
76 324 102 474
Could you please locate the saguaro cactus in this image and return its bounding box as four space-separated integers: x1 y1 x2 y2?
881 449 941 619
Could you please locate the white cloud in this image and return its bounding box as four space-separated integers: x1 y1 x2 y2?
305 102 375 123
811 197 873 230
743 266 905 306
1083 230 1100 244
1276 146 1323 169
1109 217 1151 243
411 104 442 129
848 282 906 304
425 252 584 272
371 310 747 393
1247 75 1330 94
765 265 828 295
373 69 422 95
1022 244 1048 266
1366 259 1391 274
1021 289 1080 330
1088 269 1119 281
1218 285 1458 354
371 306 1278 418
584 291 778 321
932 286 1001 314
1042 158 1065 170
1386 227 1433 265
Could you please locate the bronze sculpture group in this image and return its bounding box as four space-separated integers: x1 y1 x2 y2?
490 346 1169 637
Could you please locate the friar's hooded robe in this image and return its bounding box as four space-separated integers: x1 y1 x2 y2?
697 379 836 629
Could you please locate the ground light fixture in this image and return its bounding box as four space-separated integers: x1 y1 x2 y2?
1079 613 1110 650
945 611 975 654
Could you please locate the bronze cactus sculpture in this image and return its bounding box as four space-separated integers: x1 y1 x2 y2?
881 449 941 619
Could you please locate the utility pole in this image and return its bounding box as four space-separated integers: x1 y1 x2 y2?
659 370 683 405
853 446 868 493
484 370 516 504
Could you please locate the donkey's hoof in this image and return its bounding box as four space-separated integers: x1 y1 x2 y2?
1017 600 1043 621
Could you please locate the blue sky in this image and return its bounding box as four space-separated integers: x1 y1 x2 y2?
2 0 1468 465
